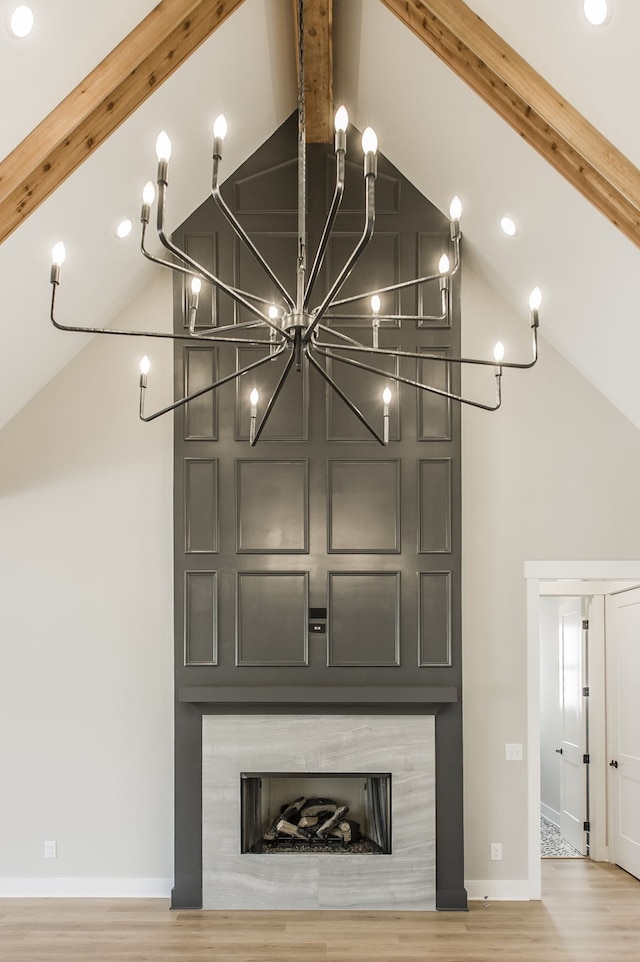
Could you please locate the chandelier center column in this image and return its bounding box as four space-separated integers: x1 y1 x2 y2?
296 0 307 317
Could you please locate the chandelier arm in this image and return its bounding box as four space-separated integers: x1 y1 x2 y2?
315 324 367 347
185 317 287 343
328 272 440 308
250 347 298 446
305 345 385 445
211 183 296 313
49 281 214 343
326 237 460 310
323 311 447 323
141 223 204 281
306 175 376 339
311 325 539 369
156 183 286 336
144 221 286 314
184 334 284 346
312 343 503 412
142 225 285 327
303 167 345 311
139 342 289 423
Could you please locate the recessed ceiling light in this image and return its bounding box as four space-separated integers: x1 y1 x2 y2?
7 4 34 38
584 0 610 26
500 216 517 236
116 218 133 239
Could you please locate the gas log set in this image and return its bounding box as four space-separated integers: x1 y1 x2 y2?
264 796 361 848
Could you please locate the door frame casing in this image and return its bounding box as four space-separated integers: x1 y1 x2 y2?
525 561 640 900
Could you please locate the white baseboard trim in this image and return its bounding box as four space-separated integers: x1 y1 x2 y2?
0 878 173 898
540 803 561 826
465 880 531 901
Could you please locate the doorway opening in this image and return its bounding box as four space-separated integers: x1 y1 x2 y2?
525 561 640 899
539 596 588 859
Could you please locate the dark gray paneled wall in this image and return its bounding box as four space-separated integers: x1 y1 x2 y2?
172 114 464 910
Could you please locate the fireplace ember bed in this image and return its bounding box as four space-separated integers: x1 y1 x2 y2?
241 772 392 855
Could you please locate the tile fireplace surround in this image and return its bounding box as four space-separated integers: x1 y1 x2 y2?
202 714 435 910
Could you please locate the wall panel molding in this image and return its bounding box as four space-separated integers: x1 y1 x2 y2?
236 459 309 553
418 458 452 553
418 570 452 667
417 347 451 441
184 571 218 666
328 459 400 553
327 571 401 667
184 346 218 441
185 459 219 554
236 571 309 667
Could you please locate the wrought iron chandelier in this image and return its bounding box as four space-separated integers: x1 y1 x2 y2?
48 1 540 445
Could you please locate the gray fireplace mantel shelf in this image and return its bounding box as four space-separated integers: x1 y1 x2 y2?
178 686 458 707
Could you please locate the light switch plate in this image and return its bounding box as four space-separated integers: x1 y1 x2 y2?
505 743 523 761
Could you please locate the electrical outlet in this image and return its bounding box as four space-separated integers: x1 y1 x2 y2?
44 840 57 859
490 842 502 861
505 743 523 761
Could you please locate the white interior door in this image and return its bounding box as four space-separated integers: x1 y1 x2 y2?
608 588 640 880
559 600 588 854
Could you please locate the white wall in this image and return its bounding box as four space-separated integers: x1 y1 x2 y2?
461 265 640 889
0 273 174 896
539 597 562 820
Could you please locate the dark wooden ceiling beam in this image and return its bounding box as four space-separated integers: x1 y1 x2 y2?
380 0 640 248
0 0 246 246
294 0 333 143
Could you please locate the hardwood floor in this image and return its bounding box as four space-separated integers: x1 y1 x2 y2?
1 860 639 961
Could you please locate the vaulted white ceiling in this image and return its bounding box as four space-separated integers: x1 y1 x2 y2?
1 0 639 431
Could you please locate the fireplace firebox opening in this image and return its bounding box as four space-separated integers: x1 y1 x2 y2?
241 772 392 855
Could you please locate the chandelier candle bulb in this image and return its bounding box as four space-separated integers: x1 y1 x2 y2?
449 196 462 239
213 114 227 159
139 355 150 389
382 386 392 443
449 196 462 221
362 127 378 178
249 388 259 445
439 253 450 292
50 241 65 283
142 181 155 206
529 286 542 327
334 105 348 146
188 278 202 333
371 295 381 348
141 181 155 223
334 106 348 177
155 131 171 184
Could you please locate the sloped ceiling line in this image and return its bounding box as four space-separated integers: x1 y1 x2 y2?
380 0 640 249
0 0 247 246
